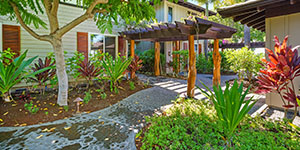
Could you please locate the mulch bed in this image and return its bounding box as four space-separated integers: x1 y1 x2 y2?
227 78 259 92
0 79 149 127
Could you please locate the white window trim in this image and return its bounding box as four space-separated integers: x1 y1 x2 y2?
88 32 118 58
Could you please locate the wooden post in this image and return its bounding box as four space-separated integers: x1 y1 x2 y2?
130 40 135 58
187 35 196 98
129 40 135 78
154 42 160 76
174 41 180 74
213 39 221 86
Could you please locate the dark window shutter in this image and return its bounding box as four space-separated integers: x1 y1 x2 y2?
77 32 88 61
2 24 20 57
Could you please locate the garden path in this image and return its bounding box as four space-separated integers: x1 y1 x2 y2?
0 74 299 150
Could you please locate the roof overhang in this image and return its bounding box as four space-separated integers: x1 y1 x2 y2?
217 0 300 32
119 17 236 41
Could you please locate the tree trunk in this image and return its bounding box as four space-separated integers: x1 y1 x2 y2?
204 2 209 60
244 25 251 47
52 38 68 106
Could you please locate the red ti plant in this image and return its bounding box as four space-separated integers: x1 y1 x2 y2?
30 57 56 94
77 60 102 87
126 55 143 79
256 36 300 120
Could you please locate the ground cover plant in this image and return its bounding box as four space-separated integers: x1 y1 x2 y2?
136 99 300 149
256 36 300 120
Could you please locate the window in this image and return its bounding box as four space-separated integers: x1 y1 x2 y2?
90 34 116 59
168 7 173 23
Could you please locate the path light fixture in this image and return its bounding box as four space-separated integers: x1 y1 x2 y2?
73 97 83 113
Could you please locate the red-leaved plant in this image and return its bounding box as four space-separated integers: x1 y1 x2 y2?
77 60 102 87
256 36 300 120
127 55 143 79
30 57 56 88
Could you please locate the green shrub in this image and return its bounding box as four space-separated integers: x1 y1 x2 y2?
172 50 189 73
102 54 132 93
198 80 257 145
138 49 165 73
83 90 92 104
196 51 231 74
225 47 263 81
66 51 85 81
129 81 135 90
139 99 300 149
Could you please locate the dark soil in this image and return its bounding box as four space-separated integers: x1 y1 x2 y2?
0 79 149 127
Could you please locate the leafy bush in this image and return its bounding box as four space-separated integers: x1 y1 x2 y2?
126 55 143 79
0 48 17 66
24 101 39 114
102 54 132 93
256 36 300 120
83 90 92 104
172 50 189 73
138 49 165 73
225 47 263 81
196 51 230 74
129 81 135 90
0 50 49 102
138 99 300 149
198 80 257 145
66 51 85 81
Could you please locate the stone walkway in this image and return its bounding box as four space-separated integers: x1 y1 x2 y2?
0 74 299 150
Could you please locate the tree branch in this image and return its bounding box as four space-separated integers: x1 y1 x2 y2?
56 0 108 37
51 0 59 15
9 1 51 42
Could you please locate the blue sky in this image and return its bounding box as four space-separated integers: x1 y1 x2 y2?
188 0 214 10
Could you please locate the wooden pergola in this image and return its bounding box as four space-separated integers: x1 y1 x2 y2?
119 17 236 98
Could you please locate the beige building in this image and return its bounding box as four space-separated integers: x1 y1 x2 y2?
218 0 300 110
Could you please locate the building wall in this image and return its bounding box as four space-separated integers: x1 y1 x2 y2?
0 4 120 60
265 12 300 109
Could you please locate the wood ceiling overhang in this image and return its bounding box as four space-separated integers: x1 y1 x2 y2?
217 0 300 32
119 17 237 42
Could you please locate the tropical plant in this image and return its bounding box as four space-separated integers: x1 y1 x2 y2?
24 101 39 114
29 56 56 94
138 49 166 73
126 55 143 79
66 51 85 84
172 50 189 74
198 80 257 146
77 60 103 87
256 36 300 120
83 90 92 104
0 48 17 66
129 81 135 90
1 0 158 106
225 47 263 81
102 54 132 92
0 50 49 102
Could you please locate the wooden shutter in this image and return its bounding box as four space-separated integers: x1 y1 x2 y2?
2 24 20 57
77 32 88 61
118 36 125 56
